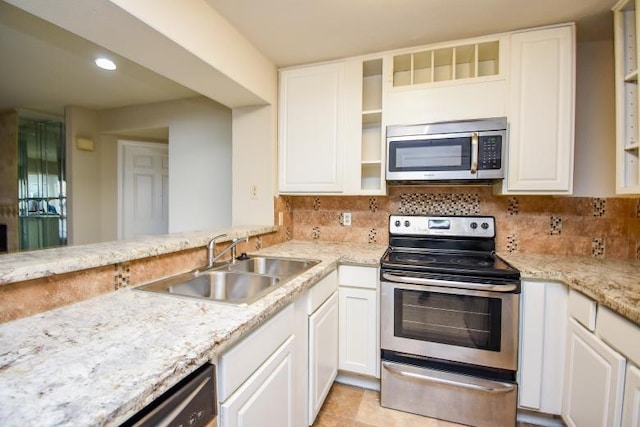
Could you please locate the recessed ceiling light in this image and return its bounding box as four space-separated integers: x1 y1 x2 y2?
95 57 116 71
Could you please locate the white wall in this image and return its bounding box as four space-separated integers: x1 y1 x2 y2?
65 106 103 245
232 105 277 226
573 40 616 197
98 97 232 233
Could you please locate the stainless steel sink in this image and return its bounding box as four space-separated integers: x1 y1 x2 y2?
135 256 320 305
223 256 320 279
172 271 280 304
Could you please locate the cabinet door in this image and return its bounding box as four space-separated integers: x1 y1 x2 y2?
308 292 339 425
338 287 379 377
563 318 625 427
519 281 567 415
505 25 575 193
279 63 344 193
623 364 640 427
220 336 295 427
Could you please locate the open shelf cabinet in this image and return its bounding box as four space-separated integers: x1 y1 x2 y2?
614 0 640 193
392 40 500 87
360 58 384 192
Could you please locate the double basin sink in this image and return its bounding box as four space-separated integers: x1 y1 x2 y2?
136 256 320 305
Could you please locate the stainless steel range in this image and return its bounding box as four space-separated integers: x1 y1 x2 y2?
380 215 520 427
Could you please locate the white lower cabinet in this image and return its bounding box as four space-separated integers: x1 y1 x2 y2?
562 317 626 427
218 304 296 427
338 265 379 378
518 280 567 414
308 292 339 424
220 337 295 427
623 364 640 427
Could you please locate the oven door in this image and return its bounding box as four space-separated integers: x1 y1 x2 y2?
380 278 519 371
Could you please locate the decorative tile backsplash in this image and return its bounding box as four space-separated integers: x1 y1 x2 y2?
283 186 640 259
398 193 480 215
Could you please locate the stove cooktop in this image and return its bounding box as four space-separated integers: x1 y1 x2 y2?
381 248 519 280
382 215 520 282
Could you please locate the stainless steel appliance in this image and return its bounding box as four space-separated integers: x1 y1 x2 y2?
380 215 520 427
122 363 217 427
386 117 507 183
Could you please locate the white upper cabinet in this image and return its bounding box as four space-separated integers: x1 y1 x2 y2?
279 58 386 195
613 0 640 194
279 63 345 193
500 24 576 194
278 24 576 195
383 36 508 126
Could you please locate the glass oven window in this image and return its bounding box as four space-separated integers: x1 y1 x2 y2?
393 289 502 351
388 137 471 171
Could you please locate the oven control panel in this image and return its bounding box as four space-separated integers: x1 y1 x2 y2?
389 215 495 238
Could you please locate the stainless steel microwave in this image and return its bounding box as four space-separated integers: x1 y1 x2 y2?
386 117 507 183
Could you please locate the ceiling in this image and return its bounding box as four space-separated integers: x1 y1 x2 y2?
207 0 617 67
0 1 197 117
0 0 618 118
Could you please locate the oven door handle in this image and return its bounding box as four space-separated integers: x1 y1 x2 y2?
381 272 517 293
382 362 516 394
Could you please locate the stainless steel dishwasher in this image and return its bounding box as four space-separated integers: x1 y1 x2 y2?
121 363 216 427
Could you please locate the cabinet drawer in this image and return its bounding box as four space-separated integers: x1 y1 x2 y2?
568 289 596 331
338 265 378 289
307 270 338 315
597 306 640 366
218 304 294 401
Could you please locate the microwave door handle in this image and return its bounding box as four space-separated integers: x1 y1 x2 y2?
470 132 479 174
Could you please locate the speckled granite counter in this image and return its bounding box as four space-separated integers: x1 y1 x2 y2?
501 252 640 326
0 225 277 285
0 241 385 427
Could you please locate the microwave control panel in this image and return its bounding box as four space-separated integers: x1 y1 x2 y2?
478 136 502 170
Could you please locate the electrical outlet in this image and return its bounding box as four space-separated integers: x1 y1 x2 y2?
342 212 352 226
278 212 284 226
250 184 258 199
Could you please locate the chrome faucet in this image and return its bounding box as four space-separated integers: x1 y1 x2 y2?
207 235 249 268
206 234 227 268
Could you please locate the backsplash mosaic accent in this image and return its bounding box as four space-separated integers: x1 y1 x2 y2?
369 197 378 212
592 238 605 258
114 262 131 290
398 193 480 215
550 216 562 235
508 197 519 215
368 228 378 244
285 186 640 259
506 234 519 253
593 198 606 217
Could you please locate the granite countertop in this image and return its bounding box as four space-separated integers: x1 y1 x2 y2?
501 252 640 326
0 225 278 285
1 238 639 426
0 241 386 427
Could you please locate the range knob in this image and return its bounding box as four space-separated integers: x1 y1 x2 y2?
481 222 489 230
394 220 401 227
404 220 411 227
470 222 478 230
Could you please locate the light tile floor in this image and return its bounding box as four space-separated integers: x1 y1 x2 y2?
312 383 543 427
312 382 465 427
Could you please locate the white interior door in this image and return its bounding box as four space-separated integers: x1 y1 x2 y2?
119 141 169 240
